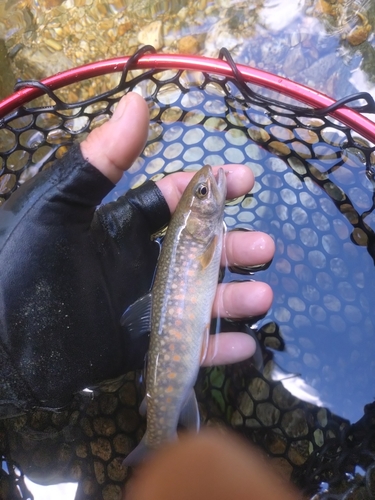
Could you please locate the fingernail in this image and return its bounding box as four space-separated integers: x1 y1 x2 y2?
112 94 130 121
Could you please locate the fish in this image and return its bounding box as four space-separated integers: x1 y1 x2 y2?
121 165 227 466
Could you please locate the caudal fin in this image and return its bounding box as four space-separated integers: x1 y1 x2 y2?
122 436 152 467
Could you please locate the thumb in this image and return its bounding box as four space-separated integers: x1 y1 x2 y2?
126 430 299 500
80 92 150 183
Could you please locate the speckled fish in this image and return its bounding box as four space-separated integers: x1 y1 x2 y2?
121 165 227 465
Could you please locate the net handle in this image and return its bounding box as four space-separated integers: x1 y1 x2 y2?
1 53 375 143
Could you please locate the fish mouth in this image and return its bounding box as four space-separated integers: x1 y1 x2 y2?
213 167 227 203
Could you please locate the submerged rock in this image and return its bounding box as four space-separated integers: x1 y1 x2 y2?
13 46 74 80
177 34 199 54
0 39 16 100
138 20 163 50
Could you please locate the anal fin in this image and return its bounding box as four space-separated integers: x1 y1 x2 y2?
122 435 150 467
179 389 200 432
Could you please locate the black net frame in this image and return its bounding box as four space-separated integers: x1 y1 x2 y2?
1 47 375 500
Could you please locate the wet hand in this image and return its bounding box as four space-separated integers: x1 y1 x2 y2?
125 429 299 500
0 91 275 413
82 92 275 368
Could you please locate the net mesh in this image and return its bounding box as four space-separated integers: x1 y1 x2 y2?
1 48 375 500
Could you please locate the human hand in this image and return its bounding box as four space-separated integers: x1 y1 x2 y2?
124 429 299 500
0 92 274 415
82 92 275 367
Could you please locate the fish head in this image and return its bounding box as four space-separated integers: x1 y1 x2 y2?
182 165 227 243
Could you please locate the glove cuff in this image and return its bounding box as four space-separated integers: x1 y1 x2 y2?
125 180 171 235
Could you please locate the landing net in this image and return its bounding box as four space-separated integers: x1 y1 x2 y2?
1 47 375 500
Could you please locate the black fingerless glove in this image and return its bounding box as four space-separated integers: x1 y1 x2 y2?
0 144 170 416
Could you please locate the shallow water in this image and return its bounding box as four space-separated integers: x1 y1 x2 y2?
1 0 375 499
0 0 375 99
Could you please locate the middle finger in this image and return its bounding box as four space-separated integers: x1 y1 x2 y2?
212 281 273 319
221 229 275 268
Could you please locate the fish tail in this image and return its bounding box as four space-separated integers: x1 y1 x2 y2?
122 435 152 467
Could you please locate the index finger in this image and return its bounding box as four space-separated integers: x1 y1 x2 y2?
155 164 254 214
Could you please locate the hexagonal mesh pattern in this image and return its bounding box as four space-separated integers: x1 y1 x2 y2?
1 49 375 500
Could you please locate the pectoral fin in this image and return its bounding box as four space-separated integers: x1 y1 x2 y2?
179 389 200 432
199 235 218 269
120 293 152 338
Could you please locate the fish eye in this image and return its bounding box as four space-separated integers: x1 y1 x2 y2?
196 183 208 198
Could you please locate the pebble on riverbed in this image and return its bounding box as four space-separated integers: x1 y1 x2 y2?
138 20 163 50
177 35 199 54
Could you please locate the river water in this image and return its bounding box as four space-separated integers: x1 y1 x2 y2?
0 0 375 100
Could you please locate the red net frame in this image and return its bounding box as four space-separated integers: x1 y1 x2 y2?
1 52 375 143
